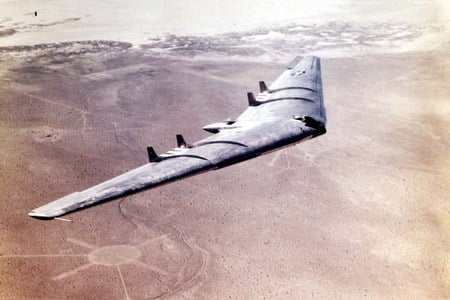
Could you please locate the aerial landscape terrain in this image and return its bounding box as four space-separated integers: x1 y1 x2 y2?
0 0 449 298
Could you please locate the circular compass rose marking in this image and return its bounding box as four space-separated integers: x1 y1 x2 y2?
1 217 209 299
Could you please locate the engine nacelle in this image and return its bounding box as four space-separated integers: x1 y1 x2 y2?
203 120 237 133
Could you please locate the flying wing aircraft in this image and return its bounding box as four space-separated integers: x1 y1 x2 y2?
29 56 327 219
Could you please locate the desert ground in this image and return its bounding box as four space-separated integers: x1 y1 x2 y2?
0 1 449 299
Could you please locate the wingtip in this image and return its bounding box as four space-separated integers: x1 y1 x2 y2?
28 210 55 220
28 203 67 219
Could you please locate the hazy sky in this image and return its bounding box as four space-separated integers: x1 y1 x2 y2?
0 0 449 46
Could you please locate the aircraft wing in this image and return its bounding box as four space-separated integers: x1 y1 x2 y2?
29 56 327 219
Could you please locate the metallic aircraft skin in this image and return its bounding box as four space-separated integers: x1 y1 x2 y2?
29 56 327 219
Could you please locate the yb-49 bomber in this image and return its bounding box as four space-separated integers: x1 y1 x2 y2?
29 56 327 219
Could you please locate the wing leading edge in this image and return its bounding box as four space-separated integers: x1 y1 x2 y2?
29 56 327 219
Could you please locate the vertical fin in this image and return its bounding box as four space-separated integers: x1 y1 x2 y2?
147 147 161 162
247 92 259 106
259 81 268 93
176 134 187 148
